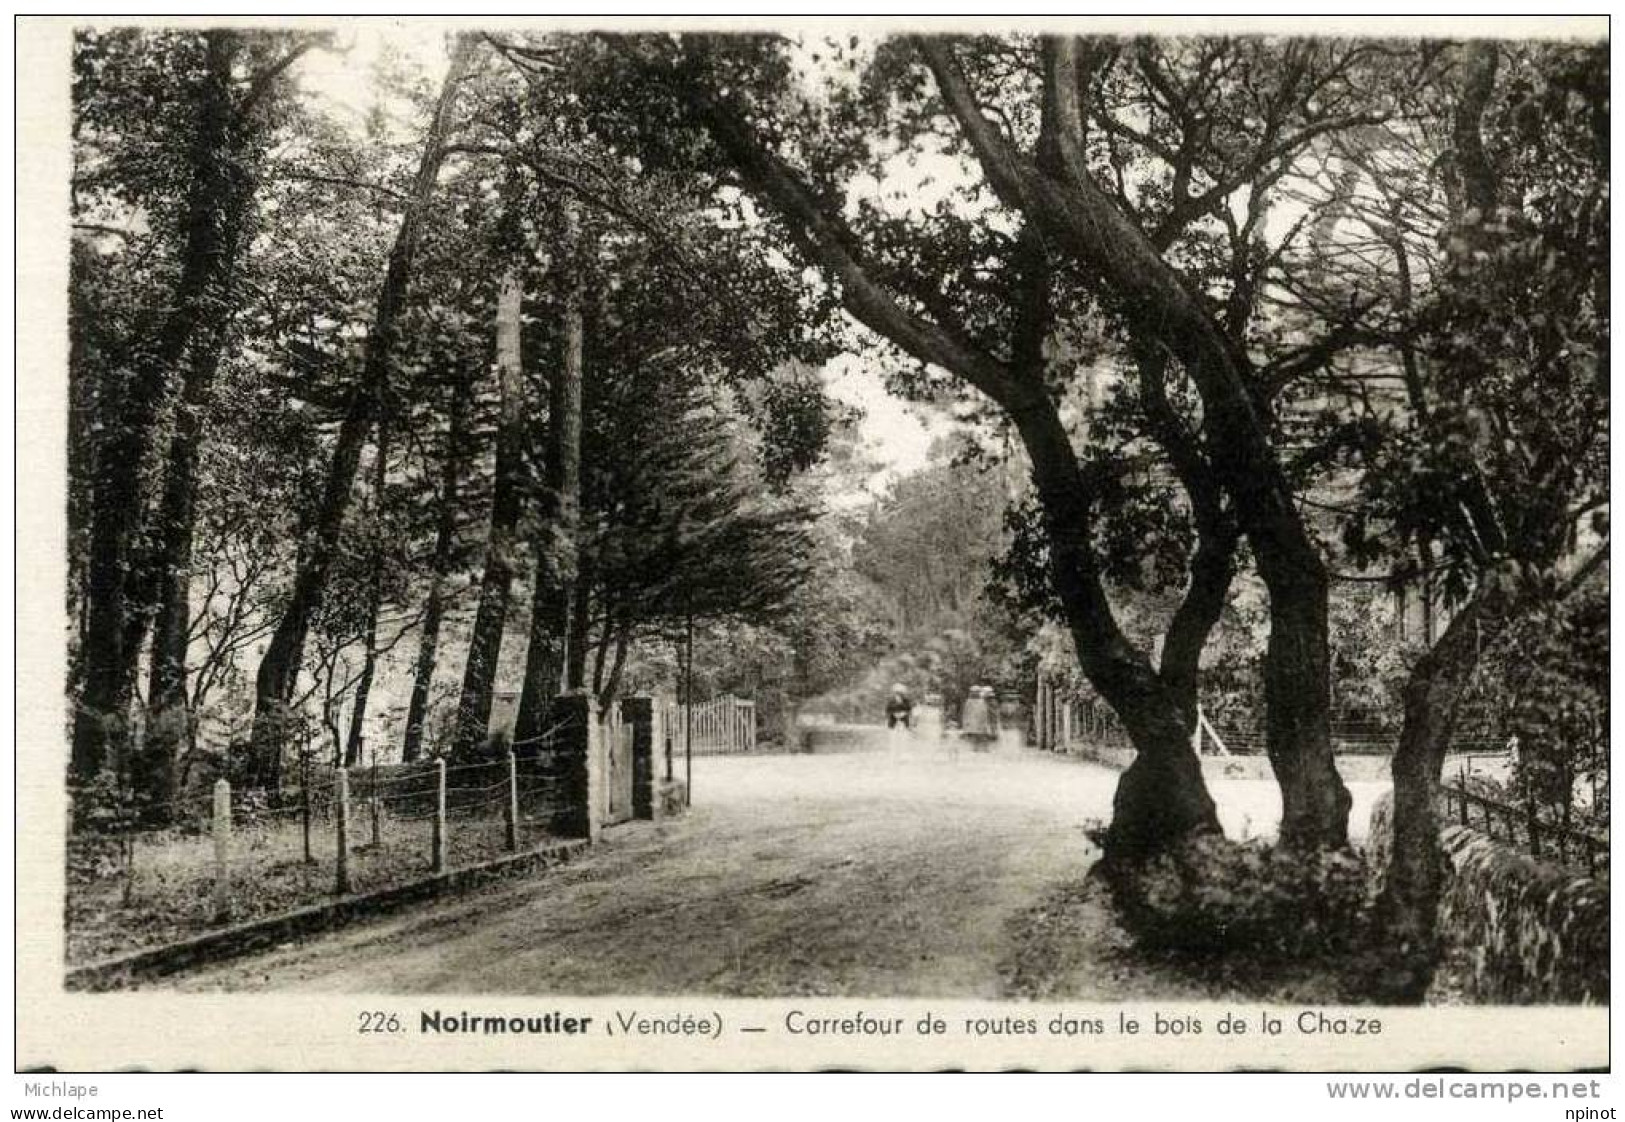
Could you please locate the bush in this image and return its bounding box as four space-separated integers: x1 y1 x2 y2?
1107 833 1369 959
67 774 136 879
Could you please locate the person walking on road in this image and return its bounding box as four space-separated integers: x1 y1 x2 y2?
885 684 915 752
960 685 997 752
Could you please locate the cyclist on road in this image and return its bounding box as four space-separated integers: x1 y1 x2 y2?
885 684 914 730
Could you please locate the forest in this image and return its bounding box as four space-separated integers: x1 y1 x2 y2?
66 27 1606 999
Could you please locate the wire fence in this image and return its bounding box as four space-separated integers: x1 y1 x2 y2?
65 751 574 965
1035 686 1514 759
1033 681 1608 874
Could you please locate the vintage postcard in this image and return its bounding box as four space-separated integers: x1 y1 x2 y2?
15 14 1610 1075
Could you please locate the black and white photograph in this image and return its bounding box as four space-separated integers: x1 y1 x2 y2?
14 14 1611 1083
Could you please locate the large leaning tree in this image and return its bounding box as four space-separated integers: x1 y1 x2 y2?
580 33 1442 859
244 37 478 788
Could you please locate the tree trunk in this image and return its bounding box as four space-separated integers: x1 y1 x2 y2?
590 611 611 696
1013 397 1222 860
403 375 469 762
137 342 229 824
1373 580 1511 1002
323 691 344 769
514 200 585 748
1157 529 1235 728
451 265 527 756
73 32 248 786
514 581 571 749
1133 344 1239 739
923 36 1351 850
1256 553 1350 849
246 39 473 788
344 600 381 767
588 621 607 689
598 616 633 709
565 569 593 690
344 422 391 768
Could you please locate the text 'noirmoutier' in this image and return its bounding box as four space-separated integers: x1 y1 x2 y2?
420 1011 592 1036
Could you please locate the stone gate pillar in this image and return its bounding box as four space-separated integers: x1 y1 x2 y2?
548 691 604 841
621 694 663 820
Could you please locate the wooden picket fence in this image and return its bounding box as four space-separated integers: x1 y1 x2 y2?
663 694 757 755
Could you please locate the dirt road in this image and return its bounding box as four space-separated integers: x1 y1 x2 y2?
174 738 1143 997
170 735 1386 998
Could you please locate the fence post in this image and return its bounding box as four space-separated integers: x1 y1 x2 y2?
1032 680 1042 749
505 751 520 852
1032 681 1043 749
1047 683 1058 750
431 758 447 873
370 750 381 848
664 702 674 782
1053 696 1062 750
334 767 351 895
212 778 232 921
299 749 313 864
1526 796 1542 857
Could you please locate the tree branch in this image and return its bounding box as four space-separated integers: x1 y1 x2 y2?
239 34 325 119
638 41 1025 405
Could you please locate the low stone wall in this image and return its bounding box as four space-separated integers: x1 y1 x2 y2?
1435 825 1609 1003
1366 793 1609 1004
1059 745 1397 784
794 724 882 754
